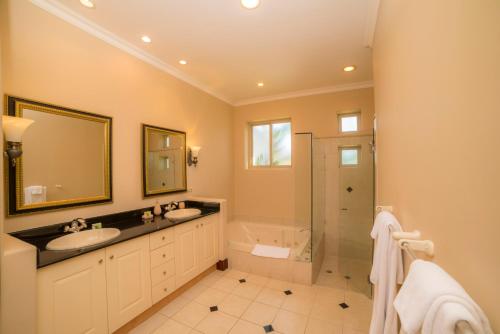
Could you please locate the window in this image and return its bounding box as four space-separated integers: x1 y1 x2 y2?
250 120 292 167
340 147 360 166
339 112 360 133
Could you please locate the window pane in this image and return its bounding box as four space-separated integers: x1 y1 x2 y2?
341 149 358 166
272 122 291 166
252 124 270 166
341 115 358 132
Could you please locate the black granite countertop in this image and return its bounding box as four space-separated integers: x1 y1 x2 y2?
10 200 220 268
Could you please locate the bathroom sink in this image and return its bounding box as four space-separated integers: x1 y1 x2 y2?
165 208 202 221
46 228 121 251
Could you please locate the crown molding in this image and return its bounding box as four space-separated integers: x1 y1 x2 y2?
233 81 374 107
29 0 233 105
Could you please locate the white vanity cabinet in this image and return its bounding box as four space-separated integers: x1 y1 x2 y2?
175 214 218 287
105 235 152 332
37 249 108 334
149 228 176 304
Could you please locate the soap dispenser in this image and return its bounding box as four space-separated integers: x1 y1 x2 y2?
153 201 162 216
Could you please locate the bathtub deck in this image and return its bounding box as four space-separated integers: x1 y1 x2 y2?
129 269 372 334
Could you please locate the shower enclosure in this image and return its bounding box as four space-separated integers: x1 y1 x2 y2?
294 132 375 297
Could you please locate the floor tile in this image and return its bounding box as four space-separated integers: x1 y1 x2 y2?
219 294 252 317
172 301 210 327
342 307 371 332
182 282 209 300
246 274 270 286
229 319 266 334
305 318 342 334
158 295 191 317
342 327 366 334
211 277 240 293
272 309 308 334
281 294 314 316
225 269 250 280
194 287 228 306
255 288 286 307
152 318 192 334
233 282 263 300
290 283 317 298
265 279 293 291
313 287 345 307
309 302 344 325
199 271 225 286
241 302 279 326
195 311 238 334
130 313 168 334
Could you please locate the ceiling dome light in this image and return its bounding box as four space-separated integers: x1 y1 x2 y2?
80 0 95 8
241 0 260 9
179 60 188 65
343 65 356 72
257 82 264 87
141 36 152 43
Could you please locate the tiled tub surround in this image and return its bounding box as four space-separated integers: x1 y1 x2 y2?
129 268 372 334
226 221 314 284
11 200 220 268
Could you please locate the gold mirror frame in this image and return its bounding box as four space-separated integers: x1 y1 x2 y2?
142 124 187 197
5 96 113 216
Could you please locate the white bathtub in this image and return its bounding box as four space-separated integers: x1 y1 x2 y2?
226 221 313 284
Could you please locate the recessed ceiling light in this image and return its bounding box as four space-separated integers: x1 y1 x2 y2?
141 36 152 43
257 82 264 87
241 0 260 9
80 0 95 8
179 60 188 65
344 65 356 72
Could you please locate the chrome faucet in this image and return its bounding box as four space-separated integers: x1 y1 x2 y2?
64 218 87 233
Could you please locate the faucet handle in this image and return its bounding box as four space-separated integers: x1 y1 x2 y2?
76 218 87 229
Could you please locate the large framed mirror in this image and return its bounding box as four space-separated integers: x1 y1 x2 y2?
142 124 187 197
5 96 112 216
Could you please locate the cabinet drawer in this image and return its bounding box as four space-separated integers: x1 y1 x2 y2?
151 243 174 268
152 277 176 304
151 259 175 286
150 229 174 250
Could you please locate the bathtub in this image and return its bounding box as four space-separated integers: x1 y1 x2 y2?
226 221 314 284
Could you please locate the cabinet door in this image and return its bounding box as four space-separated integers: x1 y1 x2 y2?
174 221 199 287
38 250 108 334
106 235 151 332
198 215 219 272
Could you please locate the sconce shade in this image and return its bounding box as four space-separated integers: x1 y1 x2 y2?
190 146 201 158
2 116 34 142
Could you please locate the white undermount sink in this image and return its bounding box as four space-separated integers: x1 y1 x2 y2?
165 208 202 221
46 228 121 251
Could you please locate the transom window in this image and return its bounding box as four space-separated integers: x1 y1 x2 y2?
339 112 360 133
250 120 292 167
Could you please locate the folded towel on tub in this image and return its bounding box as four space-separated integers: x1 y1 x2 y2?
251 244 290 259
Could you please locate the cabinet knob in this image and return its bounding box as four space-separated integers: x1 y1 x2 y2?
162 254 166 258
201 223 204 227
162 236 165 240
164 288 168 292
109 255 114 260
163 271 167 275
98 259 103 264
196 225 199 229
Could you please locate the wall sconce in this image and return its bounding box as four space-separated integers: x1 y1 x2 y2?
187 146 201 167
2 115 34 167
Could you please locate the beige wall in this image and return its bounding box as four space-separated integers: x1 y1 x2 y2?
1 0 233 232
373 0 500 329
233 88 374 224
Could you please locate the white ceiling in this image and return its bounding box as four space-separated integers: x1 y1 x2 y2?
44 0 374 105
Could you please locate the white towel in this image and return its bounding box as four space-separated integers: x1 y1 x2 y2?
394 260 493 334
251 244 290 259
369 211 404 334
23 185 47 205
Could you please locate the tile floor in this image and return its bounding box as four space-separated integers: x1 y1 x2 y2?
130 267 372 334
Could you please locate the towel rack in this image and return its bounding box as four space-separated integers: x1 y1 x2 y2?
379 207 474 334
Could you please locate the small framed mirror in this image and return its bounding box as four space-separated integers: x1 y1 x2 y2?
5 96 112 216
142 124 187 197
